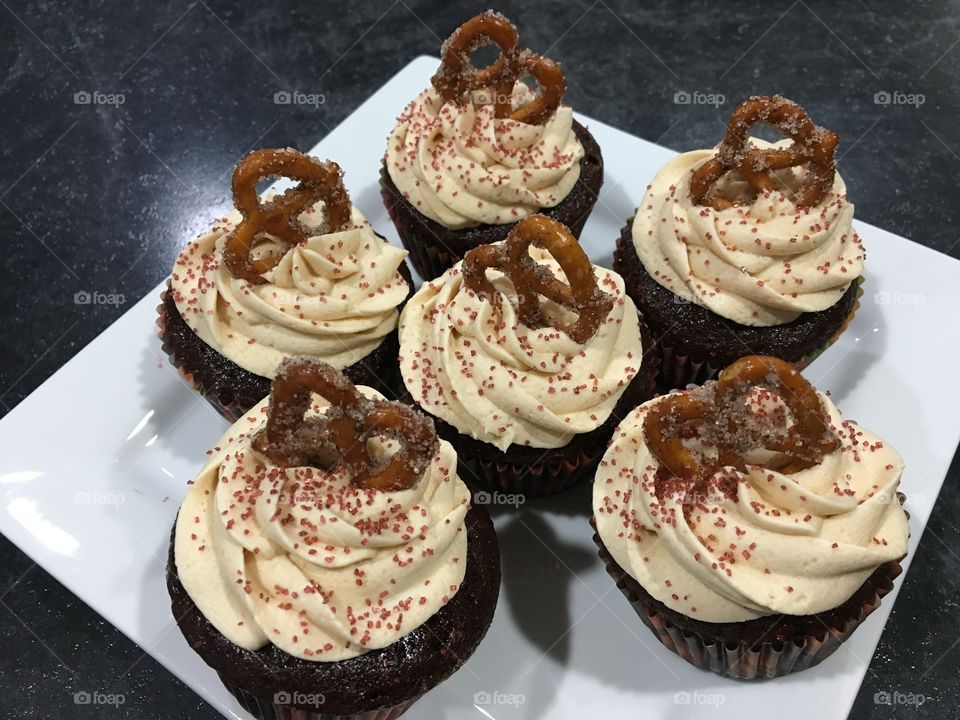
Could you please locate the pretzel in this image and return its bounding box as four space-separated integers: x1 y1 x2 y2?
431 11 566 126
511 52 567 126
252 359 439 492
223 149 353 284
644 356 840 480
689 96 839 210
461 214 614 344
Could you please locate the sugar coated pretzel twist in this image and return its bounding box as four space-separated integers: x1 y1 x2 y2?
689 96 840 210
461 214 614 344
643 355 841 480
431 11 566 126
253 359 439 492
223 149 353 284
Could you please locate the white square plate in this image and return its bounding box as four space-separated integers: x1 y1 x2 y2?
2 56 959 719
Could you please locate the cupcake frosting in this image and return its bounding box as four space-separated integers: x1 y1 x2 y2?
385 82 584 229
170 204 409 378
631 139 863 326
174 389 471 661
399 247 643 451
593 389 908 623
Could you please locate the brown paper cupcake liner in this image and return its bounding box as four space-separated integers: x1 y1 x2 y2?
591 495 907 679
457 444 598 501
654 279 863 389
794 278 863 368
613 218 863 389
378 193 458 282
157 283 406 423
156 289 253 422
218 679 421 720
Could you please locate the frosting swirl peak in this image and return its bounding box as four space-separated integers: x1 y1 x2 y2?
631 139 863 326
385 83 584 229
399 247 643 451
593 388 908 622
170 204 409 378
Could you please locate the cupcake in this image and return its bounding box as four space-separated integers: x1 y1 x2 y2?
398 214 656 500
592 355 908 679
615 96 862 388
167 359 501 720
158 148 413 421
381 10 603 280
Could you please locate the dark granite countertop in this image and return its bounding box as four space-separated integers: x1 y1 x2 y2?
1 1 958 718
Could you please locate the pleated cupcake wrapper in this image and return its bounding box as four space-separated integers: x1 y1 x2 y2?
156 285 251 423
590 495 906 680
794 276 863 368
218 677 421 720
653 278 864 389
379 165 592 281
457 446 598 501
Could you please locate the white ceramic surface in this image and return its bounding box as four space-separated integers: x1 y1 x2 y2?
1 56 959 720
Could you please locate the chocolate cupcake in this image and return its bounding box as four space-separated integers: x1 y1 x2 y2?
398 215 656 500
380 11 603 280
167 359 501 720
158 148 414 421
592 355 909 679
614 96 863 388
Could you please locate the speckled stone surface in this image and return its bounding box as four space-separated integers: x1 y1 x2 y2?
1 1 958 718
